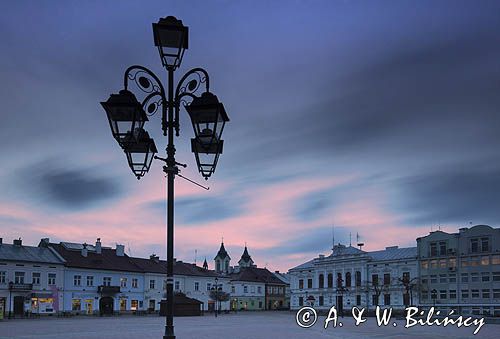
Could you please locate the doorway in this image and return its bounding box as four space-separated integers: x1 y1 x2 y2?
14 296 24 316
99 297 114 315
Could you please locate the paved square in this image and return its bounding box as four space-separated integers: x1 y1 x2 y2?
0 312 498 338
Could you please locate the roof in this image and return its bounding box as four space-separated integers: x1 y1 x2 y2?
50 243 143 273
214 242 230 260
130 257 219 277
0 243 65 265
329 244 366 257
289 259 315 271
369 246 417 261
239 246 252 263
229 267 285 285
174 293 202 305
273 272 290 284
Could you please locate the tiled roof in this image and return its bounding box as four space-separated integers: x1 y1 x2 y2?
50 243 143 273
369 246 417 261
229 267 285 285
130 257 219 277
0 243 65 264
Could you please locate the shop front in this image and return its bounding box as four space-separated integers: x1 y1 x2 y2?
30 293 56 314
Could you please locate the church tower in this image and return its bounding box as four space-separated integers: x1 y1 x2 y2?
202 257 208 270
238 245 255 268
214 241 230 274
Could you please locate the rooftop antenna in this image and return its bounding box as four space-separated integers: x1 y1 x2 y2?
349 232 352 247
194 249 197 265
332 225 335 250
127 241 132 256
356 232 364 250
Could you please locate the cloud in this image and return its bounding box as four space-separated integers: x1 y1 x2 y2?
15 161 122 211
394 162 500 225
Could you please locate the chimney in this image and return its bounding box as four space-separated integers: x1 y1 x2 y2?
95 238 102 254
116 244 125 256
81 243 88 257
319 254 325 259
39 238 50 248
385 246 398 250
13 238 22 246
150 254 160 263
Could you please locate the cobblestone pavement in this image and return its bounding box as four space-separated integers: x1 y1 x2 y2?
0 312 497 339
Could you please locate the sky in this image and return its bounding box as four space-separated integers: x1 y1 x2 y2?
0 0 499 272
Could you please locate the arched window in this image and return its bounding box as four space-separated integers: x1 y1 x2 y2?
327 273 333 288
355 271 361 287
337 273 343 287
318 274 324 289
345 272 351 287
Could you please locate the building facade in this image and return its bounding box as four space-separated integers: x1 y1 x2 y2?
289 243 418 312
417 224 500 317
0 238 65 318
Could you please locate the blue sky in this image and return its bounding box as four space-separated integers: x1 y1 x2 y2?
0 0 499 271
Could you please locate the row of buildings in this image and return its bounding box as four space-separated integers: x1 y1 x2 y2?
288 224 500 317
0 238 287 317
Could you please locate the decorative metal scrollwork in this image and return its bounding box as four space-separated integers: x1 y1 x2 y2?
124 65 166 117
175 68 210 107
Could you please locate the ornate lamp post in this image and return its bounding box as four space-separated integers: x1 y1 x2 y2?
101 16 229 339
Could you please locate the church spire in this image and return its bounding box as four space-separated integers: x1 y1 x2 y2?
203 257 208 270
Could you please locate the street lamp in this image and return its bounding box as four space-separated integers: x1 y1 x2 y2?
101 16 229 339
213 277 219 318
431 289 437 309
8 281 13 319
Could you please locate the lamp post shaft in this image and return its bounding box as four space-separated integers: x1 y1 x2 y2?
164 67 176 339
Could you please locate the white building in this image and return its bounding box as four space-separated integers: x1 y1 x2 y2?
289 243 418 312
0 238 65 318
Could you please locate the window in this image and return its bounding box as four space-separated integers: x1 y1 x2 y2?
492 255 500 265
319 296 324 306
422 291 428 300
421 276 428 284
32 272 41 285
318 274 324 288
372 274 378 286
372 294 379 306
461 258 469 267
383 273 390 285
449 258 456 268
482 289 490 298
421 261 428 269
384 294 391 305
440 290 447 299
307 278 312 289
493 289 500 299
72 299 81 311
482 273 490 282
430 275 437 283
103 277 111 287
298 279 303 289
430 242 438 256
430 260 438 268
439 242 447 256
355 271 361 287
356 295 361 306
327 274 333 288
439 260 447 268
148 279 155 289
439 274 447 283
194 282 199 291
120 278 127 288
257 286 261 293
206 283 211 291
14 272 25 284
471 239 479 253
461 273 468 283
448 274 456 283
174 281 180 291
449 290 457 299
244 286 248 293
87 276 94 287
471 273 479 282
231 285 235 293
345 272 351 287
471 289 479 298
132 278 138 288
0 271 5 284
337 273 343 287
298 297 303 306
74 275 81 286
251 285 255 293
481 238 489 252
48 273 56 285
462 290 469 299
481 256 490 266
493 272 500 282
131 300 138 311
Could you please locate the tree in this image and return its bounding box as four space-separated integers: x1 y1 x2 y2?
397 276 419 307
209 290 230 303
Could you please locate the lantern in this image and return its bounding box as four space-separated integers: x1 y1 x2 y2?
152 16 188 69
101 90 148 148
191 138 224 179
123 129 158 179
